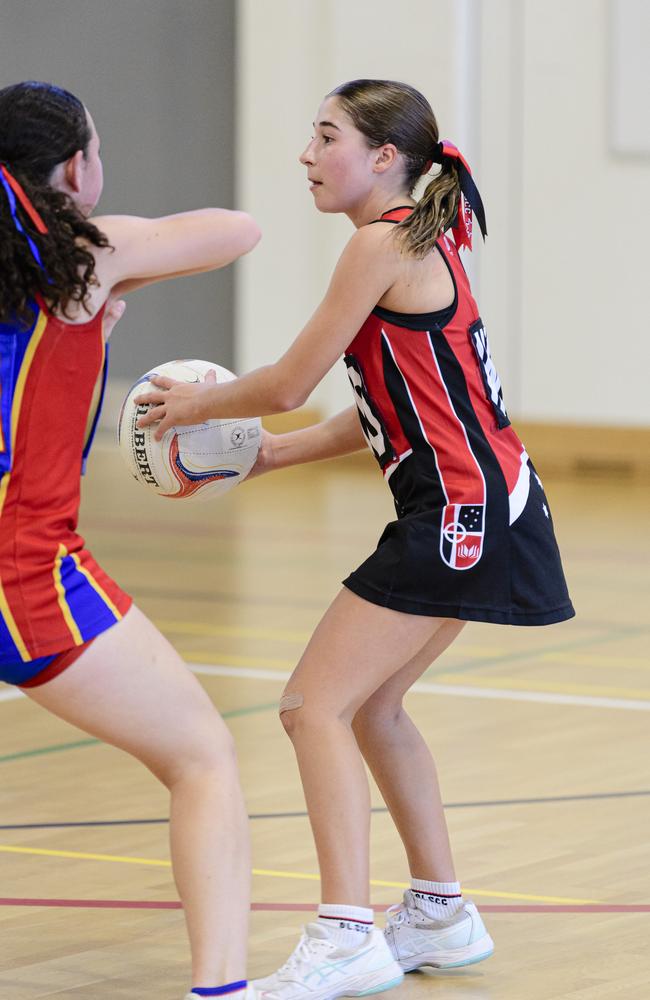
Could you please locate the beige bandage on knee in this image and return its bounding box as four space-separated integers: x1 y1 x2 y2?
279 692 304 713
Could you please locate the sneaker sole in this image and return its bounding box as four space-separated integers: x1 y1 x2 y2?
346 973 404 997
399 934 494 972
280 962 404 1000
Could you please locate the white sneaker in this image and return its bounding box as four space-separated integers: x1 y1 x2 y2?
253 922 404 1000
384 891 494 971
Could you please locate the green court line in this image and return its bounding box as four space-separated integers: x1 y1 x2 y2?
223 701 278 719
0 739 99 763
427 624 650 679
0 701 278 764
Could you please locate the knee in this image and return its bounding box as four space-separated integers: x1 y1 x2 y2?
353 698 404 742
155 713 238 788
279 690 306 740
279 690 339 740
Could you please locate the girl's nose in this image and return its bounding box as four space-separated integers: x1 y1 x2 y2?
299 139 316 165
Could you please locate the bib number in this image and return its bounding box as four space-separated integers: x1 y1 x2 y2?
344 355 395 469
468 318 510 429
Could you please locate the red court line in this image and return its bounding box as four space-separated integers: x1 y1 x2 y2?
0 899 648 913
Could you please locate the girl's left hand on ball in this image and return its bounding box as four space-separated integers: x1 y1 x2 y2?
135 370 217 440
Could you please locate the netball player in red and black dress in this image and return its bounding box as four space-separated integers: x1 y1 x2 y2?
139 79 574 1000
0 81 261 1000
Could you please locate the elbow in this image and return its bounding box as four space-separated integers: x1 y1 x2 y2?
272 393 301 414
233 212 262 255
273 385 308 414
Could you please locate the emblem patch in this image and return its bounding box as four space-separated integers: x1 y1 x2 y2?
440 503 485 570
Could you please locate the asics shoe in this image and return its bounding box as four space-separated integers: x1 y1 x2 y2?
253 922 404 1000
384 891 494 971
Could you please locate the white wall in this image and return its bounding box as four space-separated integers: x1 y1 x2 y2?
516 0 650 425
237 0 650 427
236 0 458 416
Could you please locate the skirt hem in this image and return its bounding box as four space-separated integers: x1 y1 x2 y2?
343 577 575 627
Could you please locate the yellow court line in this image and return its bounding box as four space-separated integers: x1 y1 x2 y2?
160 621 311 643
0 846 598 905
161 620 506 661
182 651 295 669
434 672 650 701
253 869 598 905
541 652 650 670
0 844 170 866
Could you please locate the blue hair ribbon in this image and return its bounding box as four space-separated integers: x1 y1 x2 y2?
0 164 48 270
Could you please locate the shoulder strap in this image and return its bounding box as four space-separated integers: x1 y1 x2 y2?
369 205 413 225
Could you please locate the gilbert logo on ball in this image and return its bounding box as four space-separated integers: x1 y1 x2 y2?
118 359 261 501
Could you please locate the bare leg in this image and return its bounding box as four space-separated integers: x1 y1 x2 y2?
278 588 451 905
26 604 249 988
352 620 466 881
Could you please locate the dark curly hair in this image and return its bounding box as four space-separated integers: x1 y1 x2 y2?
0 81 111 325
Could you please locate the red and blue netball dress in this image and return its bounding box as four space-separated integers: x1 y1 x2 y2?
342 204 574 625
0 295 132 686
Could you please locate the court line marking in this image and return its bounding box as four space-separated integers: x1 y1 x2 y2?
420 673 650 702
0 689 22 703
5 663 647 709
0 845 598 904
186 663 650 710
427 623 650 679
0 700 279 762
2 789 647 830
161 619 650 673
0 898 647 913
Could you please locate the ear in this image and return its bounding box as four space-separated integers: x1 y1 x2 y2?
63 149 85 194
373 143 399 174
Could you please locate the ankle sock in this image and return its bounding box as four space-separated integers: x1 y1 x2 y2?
317 903 374 949
411 878 464 920
191 982 247 997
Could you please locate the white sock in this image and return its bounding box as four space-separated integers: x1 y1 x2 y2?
411 878 464 920
317 903 374 948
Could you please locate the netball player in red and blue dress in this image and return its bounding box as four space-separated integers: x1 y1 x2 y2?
0 81 262 1000
139 80 575 1000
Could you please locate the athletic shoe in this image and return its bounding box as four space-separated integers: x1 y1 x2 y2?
384 891 494 971
253 922 404 1000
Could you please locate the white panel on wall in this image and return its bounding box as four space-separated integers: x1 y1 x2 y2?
610 0 650 155
237 0 650 427
237 0 460 418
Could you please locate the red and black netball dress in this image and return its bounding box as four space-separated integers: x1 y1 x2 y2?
342 207 574 625
0 296 132 685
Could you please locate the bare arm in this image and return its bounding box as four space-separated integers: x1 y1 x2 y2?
93 209 261 292
253 406 367 478
135 223 398 437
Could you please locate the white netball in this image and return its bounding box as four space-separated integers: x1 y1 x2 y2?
117 359 261 501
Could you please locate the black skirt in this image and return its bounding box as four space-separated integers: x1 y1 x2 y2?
343 460 575 626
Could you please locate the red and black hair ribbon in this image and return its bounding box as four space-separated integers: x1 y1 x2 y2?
429 140 487 252
0 164 49 269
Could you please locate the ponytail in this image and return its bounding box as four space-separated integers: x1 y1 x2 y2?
396 141 487 258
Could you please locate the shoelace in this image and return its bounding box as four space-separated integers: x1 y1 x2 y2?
385 900 421 928
277 934 334 975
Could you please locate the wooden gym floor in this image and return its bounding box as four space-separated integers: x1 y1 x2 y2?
1 440 648 999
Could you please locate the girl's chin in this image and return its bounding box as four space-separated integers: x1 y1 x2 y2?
310 191 344 214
